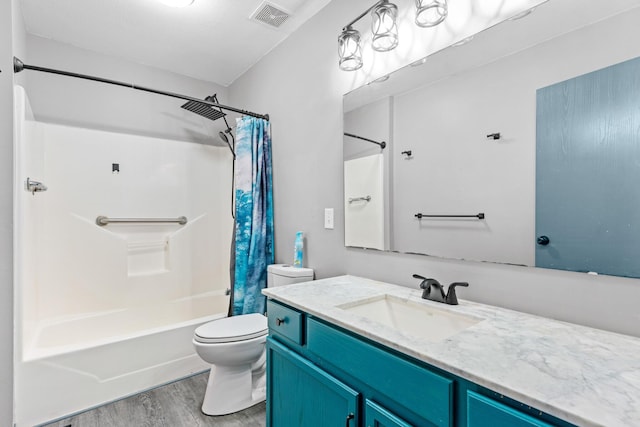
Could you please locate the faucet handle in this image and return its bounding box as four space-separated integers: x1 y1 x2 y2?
412 273 427 281
445 282 469 305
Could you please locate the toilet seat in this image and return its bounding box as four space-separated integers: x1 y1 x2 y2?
194 313 268 344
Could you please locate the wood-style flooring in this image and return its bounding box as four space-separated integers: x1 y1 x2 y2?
42 371 266 427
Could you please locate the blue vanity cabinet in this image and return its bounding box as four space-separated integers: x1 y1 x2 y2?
306 317 453 427
266 337 359 427
266 300 574 427
366 400 413 427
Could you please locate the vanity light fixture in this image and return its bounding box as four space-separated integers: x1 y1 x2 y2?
415 0 448 28
339 0 448 71
338 27 364 71
339 0 397 71
371 1 399 52
157 0 194 7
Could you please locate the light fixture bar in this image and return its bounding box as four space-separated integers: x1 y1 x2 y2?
342 0 385 30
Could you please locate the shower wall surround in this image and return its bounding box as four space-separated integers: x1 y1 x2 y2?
14 86 233 426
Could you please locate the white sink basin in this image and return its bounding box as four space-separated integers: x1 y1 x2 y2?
339 294 482 342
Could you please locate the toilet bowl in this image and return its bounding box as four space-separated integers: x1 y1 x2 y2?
193 264 314 416
193 313 268 416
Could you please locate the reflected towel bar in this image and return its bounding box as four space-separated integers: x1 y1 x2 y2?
415 213 485 219
349 196 372 203
96 216 188 226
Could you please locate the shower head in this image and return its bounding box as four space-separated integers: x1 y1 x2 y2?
180 95 226 122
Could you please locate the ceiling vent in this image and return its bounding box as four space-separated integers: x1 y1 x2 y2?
250 2 291 29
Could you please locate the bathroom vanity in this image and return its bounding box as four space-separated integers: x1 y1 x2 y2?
263 276 640 427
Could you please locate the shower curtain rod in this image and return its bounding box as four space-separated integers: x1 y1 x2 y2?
344 132 386 149
12 57 269 121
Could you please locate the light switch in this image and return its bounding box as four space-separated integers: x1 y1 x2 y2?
324 208 334 229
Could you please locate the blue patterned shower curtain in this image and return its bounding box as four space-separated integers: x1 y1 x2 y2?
231 116 274 315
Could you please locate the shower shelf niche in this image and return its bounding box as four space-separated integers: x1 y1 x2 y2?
100 222 185 276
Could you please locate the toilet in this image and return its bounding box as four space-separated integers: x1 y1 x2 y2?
193 264 314 416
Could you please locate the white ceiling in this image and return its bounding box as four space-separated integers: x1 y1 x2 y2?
20 0 332 86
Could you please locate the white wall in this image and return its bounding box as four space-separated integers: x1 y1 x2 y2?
230 0 640 337
344 97 392 249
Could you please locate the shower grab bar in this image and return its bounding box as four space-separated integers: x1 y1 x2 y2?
415 213 485 219
348 196 371 203
96 216 188 226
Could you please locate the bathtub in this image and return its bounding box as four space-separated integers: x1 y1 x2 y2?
16 292 229 426
14 85 236 426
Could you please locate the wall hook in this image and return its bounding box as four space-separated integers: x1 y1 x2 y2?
486 133 501 140
401 150 412 157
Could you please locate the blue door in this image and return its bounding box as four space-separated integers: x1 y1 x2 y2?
536 56 640 277
266 338 359 427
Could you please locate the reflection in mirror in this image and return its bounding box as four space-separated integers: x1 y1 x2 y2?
343 0 640 278
343 97 391 250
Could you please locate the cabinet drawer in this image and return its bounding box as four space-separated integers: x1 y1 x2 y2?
307 318 453 427
267 300 304 346
467 391 553 427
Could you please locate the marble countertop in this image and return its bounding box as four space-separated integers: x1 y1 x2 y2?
263 275 640 427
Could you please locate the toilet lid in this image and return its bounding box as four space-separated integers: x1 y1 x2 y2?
194 313 268 344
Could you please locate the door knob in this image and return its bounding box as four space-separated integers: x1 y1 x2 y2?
537 235 550 246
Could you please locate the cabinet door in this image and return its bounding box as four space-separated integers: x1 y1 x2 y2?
467 391 553 427
365 400 413 427
267 338 359 427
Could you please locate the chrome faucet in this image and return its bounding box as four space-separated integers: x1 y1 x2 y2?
412 274 469 305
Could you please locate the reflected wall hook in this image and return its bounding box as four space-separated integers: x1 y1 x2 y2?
486 132 501 140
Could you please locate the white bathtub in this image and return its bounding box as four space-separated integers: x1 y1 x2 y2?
13 85 236 427
17 292 229 427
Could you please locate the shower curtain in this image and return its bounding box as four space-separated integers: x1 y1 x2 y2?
231 116 274 315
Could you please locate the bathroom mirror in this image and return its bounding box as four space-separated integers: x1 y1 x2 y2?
343 0 640 277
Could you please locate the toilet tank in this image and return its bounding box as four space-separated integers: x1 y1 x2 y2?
267 264 314 287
